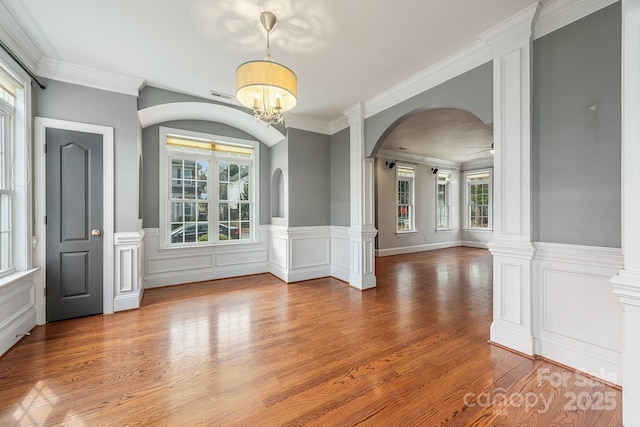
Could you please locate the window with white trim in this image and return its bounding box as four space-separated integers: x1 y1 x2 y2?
436 172 451 230
160 128 256 247
0 68 16 275
465 170 492 229
396 166 415 232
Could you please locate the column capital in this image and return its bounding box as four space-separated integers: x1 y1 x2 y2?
488 240 535 260
480 3 540 55
343 102 364 124
611 270 640 307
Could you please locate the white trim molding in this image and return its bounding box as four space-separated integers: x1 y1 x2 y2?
269 225 333 283
138 102 285 147
34 117 116 320
143 227 270 288
0 2 42 71
37 57 145 97
483 2 540 356
114 231 145 312
285 115 331 136
610 1 640 424
365 41 492 119
534 243 623 386
376 241 461 257
534 0 619 39
345 103 377 290
0 269 38 357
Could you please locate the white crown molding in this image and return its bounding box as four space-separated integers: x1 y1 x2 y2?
285 115 331 135
0 1 43 70
329 115 350 135
364 40 492 119
534 0 619 40
461 158 494 171
377 148 461 169
479 3 541 54
36 57 145 97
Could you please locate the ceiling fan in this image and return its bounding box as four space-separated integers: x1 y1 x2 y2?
466 143 494 156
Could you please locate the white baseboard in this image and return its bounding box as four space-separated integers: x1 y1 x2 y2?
0 270 38 357
0 306 36 357
113 289 144 312
537 330 622 386
144 263 270 288
375 240 461 257
461 240 489 249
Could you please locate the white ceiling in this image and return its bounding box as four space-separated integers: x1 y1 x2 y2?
2 0 538 123
382 108 494 163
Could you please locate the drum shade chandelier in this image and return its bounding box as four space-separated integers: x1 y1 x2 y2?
236 11 297 126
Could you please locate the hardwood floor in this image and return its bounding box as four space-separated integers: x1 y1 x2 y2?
0 247 622 426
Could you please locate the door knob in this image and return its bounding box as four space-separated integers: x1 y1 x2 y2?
91 229 102 237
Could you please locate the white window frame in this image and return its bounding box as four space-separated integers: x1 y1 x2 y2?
158 127 259 248
464 169 492 230
396 165 415 233
0 95 14 276
0 58 30 282
436 171 452 230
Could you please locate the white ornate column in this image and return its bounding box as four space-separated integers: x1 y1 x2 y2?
345 103 377 290
481 3 540 356
610 1 640 425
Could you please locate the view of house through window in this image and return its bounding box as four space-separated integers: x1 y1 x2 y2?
165 133 254 246
396 166 415 232
466 170 492 229
436 172 450 229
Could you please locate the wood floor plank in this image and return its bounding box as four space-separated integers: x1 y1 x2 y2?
0 247 622 426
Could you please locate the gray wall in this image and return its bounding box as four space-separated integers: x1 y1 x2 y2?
36 79 139 232
365 62 493 157
141 120 269 228
376 158 461 250
287 128 331 226
532 3 621 247
330 128 350 226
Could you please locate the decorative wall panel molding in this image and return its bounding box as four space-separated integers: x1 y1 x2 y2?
0 270 38 357
114 231 145 311
534 242 623 385
144 227 270 288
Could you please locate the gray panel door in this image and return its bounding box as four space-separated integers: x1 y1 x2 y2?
46 128 103 322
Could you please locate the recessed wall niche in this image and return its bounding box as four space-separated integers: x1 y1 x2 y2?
271 168 285 218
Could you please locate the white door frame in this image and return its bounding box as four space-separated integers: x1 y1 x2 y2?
33 117 115 323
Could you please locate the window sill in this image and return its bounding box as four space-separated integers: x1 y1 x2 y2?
395 230 417 235
436 228 454 232
463 228 493 232
0 268 39 290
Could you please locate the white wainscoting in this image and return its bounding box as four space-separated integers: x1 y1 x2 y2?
114 231 145 311
375 240 461 257
533 242 624 385
0 270 38 357
144 227 270 288
330 227 351 283
144 225 346 287
269 225 333 283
